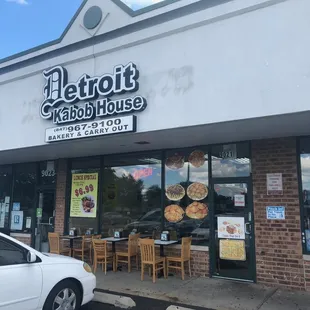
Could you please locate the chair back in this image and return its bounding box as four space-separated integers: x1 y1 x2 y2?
82 235 92 249
92 239 108 257
128 233 140 255
92 234 102 240
139 238 155 264
181 237 192 261
48 232 60 254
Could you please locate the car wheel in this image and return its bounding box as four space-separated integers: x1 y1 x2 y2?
43 279 82 310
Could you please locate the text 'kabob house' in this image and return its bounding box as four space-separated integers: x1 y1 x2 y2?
40 62 147 142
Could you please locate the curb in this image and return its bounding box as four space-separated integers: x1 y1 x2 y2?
93 291 136 309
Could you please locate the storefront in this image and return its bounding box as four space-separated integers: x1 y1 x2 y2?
0 0 310 290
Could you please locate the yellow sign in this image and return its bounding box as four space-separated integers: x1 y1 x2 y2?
70 173 98 218
219 239 246 261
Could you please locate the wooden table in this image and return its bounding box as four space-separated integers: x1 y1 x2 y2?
61 235 82 257
101 237 129 271
154 240 178 257
154 240 178 277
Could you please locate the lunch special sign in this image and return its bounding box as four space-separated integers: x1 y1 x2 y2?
70 173 98 218
40 62 147 143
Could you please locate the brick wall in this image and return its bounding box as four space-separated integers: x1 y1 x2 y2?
54 159 68 234
252 138 304 289
11 234 31 246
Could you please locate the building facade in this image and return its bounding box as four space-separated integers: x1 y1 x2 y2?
1 0 310 290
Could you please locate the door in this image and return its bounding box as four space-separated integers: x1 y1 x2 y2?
0 236 42 310
35 191 56 252
211 181 255 281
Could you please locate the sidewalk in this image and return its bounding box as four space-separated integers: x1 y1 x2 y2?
94 270 310 310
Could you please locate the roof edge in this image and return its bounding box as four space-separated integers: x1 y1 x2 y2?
0 0 180 65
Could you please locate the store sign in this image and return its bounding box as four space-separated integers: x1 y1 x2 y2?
41 62 147 142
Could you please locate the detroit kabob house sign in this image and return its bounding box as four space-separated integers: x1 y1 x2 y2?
41 62 147 142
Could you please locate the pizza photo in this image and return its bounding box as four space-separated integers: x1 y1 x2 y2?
185 202 208 219
187 182 208 201
166 184 185 201
165 154 185 170
188 150 205 168
164 204 184 223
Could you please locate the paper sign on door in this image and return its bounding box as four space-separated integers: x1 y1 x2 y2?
217 217 245 240
234 194 245 207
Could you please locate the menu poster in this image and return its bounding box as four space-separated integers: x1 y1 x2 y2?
220 239 246 261
217 216 245 240
0 203 5 228
70 173 98 218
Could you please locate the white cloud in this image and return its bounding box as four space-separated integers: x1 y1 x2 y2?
6 0 29 4
122 0 164 8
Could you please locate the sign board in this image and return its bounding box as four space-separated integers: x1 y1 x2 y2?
41 63 146 143
234 194 245 207
12 202 20 211
267 173 283 195
70 173 98 218
10 211 23 230
217 217 245 240
36 208 42 218
45 115 136 143
266 206 285 220
219 239 246 261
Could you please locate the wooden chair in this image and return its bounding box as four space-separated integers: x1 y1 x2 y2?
89 234 102 264
72 235 92 262
92 239 115 274
166 236 192 280
140 238 166 283
48 232 71 256
115 233 140 272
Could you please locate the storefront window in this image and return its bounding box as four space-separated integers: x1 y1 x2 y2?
102 153 162 237
299 137 310 253
165 148 209 246
211 143 251 178
68 157 100 234
11 164 37 233
0 166 12 233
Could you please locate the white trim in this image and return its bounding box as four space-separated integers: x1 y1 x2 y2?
303 255 310 261
10 233 31 238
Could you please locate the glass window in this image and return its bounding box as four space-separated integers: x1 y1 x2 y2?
102 153 162 237
165 148 209 246
0 237 27 266
0 166 12 232
211 143 251 178
12 164 37 233
68 157 100 234
300 137 310 253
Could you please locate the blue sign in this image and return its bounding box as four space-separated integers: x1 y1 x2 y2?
266 206 285 220
12 202 20 211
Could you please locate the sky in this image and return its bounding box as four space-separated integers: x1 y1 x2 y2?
0 0 164 60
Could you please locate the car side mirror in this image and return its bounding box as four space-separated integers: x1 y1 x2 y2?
27 251 37 263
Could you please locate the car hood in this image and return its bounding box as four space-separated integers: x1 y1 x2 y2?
42 253 83 264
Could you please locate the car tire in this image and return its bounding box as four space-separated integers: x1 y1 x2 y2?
43 279 82 310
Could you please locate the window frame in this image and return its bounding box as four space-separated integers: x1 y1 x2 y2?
0 236 29 266
297 137 310 254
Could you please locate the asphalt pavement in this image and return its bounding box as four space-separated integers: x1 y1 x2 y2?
81 290 212 310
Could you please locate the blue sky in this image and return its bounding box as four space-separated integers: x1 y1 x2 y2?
0 0 164 60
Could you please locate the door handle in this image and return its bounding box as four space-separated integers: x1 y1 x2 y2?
245 222 251 235
49 217 54 226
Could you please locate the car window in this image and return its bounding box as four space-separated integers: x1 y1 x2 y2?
0 238 27 266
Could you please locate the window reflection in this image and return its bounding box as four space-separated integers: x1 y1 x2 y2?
300 138 310 252
164 148 209 246
102 154 162 237
211 143 250 178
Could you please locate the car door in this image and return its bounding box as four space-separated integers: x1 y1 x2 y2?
0 237 43 310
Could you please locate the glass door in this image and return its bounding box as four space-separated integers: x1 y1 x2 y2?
34 191 56 252
211 182 255 281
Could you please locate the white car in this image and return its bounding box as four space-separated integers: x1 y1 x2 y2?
0 233 96 310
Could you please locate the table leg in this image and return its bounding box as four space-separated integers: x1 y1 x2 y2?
158 245 165 278
70 239 74 257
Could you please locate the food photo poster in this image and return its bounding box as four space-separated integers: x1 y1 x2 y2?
217 216 245 240
70 173 98 218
